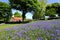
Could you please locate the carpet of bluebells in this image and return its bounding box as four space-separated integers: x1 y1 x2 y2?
0 19 60 40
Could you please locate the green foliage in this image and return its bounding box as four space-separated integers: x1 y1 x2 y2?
52 3 60 7
33 11 45 20
0 2 10 7
14 11 22 17
32 0 47 20
0 2 12 22
46 8 56 17
53 3 60 16
9 0 47 21
46 2 60 18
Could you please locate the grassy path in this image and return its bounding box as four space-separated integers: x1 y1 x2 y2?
0 24 20 30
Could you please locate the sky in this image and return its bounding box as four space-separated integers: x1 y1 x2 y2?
48 0 60 4
0 0 60 19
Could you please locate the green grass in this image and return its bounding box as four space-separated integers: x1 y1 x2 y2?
0 24 19 30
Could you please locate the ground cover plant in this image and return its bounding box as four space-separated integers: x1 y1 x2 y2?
0 19 60 40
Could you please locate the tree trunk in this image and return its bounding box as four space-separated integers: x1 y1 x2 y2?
22 10 26 22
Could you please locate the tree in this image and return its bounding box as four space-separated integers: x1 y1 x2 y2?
14 11 22 17
57 6 60 16
46 3 60 18
9 0 47 21
52 3 60 16
46 8 56 18
33 10 45 20
32 0 47 20
51 3 60 16
0 2 12 22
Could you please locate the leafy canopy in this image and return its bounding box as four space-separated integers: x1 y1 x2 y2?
32 0 47 20
0 2 12 22
0 2 10 7
9 0 47 21
46 2 60 17
14 11 22 17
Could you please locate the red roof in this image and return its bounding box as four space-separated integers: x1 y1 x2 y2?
11 17 22 22
13 17 22 20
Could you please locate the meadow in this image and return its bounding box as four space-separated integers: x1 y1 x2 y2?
0 19 60 40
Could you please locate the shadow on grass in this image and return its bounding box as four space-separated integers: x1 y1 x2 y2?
0 21 30 24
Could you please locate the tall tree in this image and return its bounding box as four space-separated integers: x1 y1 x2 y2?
0 2 12 22
52 3 60 16
33 0 47 20
9 0 47 21
46 8 56 17
46 3 60 18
